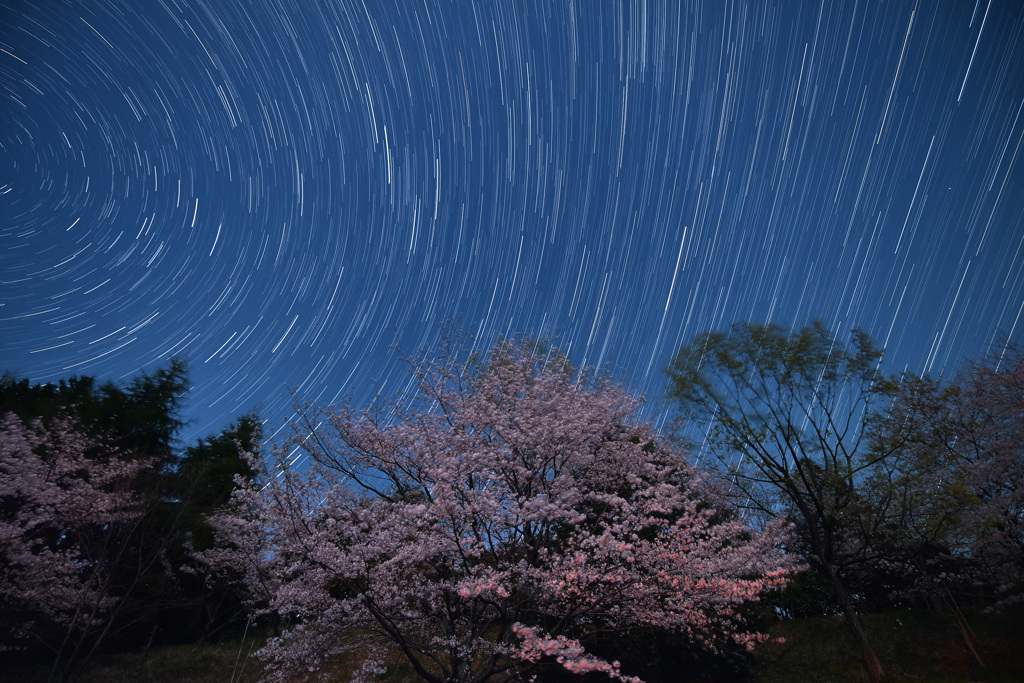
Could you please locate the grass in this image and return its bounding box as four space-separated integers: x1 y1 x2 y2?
0 637 266 683
3 607 1021 682
0 630 423 683
751 606 1024 682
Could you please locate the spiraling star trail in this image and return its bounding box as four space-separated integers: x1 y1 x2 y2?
2 1 1023 443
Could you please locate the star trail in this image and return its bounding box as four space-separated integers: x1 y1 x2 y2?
2 1 1023 444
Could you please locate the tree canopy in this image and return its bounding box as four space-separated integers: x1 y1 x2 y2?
203 338 792 683
666 321 1024 681
666 321 897 681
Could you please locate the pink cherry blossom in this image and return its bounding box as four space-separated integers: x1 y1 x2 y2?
204 340 793 682
0 412 149 659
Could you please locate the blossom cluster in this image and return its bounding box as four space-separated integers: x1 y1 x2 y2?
203 341 793 681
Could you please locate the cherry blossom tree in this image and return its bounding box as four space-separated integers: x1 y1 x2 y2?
0 412 150 680
952 343 1024 608
1 362 260 648
890 344 1024 608
866 342 1023 606
205 339 792 682
856 342 1023 668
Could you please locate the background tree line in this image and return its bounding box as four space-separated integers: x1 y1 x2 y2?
1 323 1020 682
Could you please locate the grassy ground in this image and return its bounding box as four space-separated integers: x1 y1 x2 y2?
0 632 420 683
751 606 1024 683
4 607 1022 682
0 638 267 683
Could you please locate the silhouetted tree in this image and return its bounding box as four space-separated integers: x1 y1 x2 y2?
666 321 895 682
162 414 262 641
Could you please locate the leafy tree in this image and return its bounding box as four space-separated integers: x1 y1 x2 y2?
0 412 152 681
858 373 970 599
870 342 1024 612
205 339 792 683
665 321 898 682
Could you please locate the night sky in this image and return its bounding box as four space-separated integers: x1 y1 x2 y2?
3 1 1023 446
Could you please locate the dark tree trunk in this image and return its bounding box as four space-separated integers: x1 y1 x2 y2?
826 565 884 683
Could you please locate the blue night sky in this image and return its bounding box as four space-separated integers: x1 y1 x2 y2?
3 1 1023 445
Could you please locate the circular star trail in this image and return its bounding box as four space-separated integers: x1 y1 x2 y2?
2 1 1023 443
